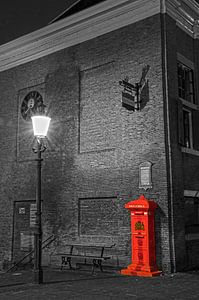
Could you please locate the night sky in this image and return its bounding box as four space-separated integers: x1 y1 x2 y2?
0 0 75 45
0 0 198 46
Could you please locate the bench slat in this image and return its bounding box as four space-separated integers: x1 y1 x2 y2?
61 254 111 260
57 243 115 274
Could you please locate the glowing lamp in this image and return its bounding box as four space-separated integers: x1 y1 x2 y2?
31 116 51 138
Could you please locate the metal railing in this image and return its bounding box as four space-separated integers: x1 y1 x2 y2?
5 234 55 273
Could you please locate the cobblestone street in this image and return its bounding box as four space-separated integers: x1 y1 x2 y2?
0 267 199 299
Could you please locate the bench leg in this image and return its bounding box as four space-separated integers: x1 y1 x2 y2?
91 259 103 275
92 259 97 275
61 256 72 270
67 257 72 269
61 256 66 270
98 259 103 273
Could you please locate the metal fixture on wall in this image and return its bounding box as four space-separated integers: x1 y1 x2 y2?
119 65 150 111
31 102 51 284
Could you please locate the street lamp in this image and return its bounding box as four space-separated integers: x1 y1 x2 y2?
31 115 51 284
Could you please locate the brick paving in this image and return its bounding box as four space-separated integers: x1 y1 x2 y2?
0 267 199 299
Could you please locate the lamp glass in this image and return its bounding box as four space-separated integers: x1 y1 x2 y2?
31 116 51 137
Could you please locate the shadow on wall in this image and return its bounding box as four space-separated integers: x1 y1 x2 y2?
140 80 150 110
155 206 166 273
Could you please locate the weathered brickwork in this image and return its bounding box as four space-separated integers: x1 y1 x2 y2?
78 197 119 236
165 14 199 271
0 13 172 272
79 61 117 153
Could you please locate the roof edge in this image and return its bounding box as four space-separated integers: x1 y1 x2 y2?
0 0 161 72
0 0 198 72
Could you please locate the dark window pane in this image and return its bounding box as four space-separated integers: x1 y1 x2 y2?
177 62 195 103
185 198 199 234
183 109 191 148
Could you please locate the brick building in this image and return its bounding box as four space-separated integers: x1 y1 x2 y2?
0 0 198 273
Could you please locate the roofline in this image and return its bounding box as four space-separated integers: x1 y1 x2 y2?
0 0 198 72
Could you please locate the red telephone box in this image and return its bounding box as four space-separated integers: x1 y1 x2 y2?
121 195 161 277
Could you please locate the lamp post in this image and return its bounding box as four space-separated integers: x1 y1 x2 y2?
31 115 51 284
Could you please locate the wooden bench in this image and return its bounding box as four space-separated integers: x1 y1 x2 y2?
57 243 115 274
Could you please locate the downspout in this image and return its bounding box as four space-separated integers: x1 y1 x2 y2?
160 0 176 273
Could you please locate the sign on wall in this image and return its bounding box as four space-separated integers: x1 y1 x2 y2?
30 203 37 228
139 161 152 190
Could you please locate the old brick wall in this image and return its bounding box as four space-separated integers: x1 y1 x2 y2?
0 14 170 271
165 14 199 271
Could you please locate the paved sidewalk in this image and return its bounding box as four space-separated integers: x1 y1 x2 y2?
0 267 199 299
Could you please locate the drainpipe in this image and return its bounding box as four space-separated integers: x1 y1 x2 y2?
160 0 176 273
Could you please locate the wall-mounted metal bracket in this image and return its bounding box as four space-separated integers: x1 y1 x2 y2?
119 65 150 111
